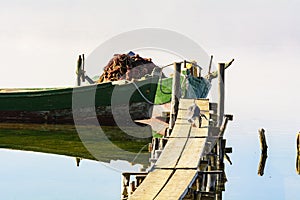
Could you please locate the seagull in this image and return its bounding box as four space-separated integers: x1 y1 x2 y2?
187 103 208 128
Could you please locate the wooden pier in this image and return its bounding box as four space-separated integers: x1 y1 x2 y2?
121 98 232 200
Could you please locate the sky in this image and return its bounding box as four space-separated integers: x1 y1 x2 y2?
1 0 300 122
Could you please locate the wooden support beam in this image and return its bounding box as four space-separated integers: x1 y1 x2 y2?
225 147 232 153
168 62 181 135
199 170 224 175
217 63 225 127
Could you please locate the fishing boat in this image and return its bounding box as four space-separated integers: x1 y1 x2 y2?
0 52 232 125
0 76 158 125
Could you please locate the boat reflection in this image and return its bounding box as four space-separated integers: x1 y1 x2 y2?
0 123 151 167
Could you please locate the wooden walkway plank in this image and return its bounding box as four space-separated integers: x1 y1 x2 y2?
154 169 197 200
189 127 209 138
128 169 173 200
129 99 218 199
176 138 206 169
178 99 195 109
195 99 209 109
170 123 191 138
154 138 188 169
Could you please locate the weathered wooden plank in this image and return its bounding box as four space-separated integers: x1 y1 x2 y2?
128 169 173 200
179 99 211 111
177 109 210 120
189 127 209 137
176 109 189 119
170 123 191 138
176 138 206 169
172 118 191 125
178 99 195 109
195 99 209 110
170 125 215 138
155 169 197 200
154 138 188 169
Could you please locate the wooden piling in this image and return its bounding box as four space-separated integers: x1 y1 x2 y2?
296 132 300 175
259 128 268 153
217 63 225 127
297 132 300 153
76 55 82 86
168 62 181 134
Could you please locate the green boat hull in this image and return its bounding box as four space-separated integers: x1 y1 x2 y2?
0 77 158 125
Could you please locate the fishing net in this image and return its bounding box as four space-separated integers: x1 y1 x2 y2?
97 53 158 83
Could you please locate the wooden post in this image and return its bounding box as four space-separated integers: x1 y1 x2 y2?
129 181 136 195
296 132 300 175
121 173 130 200
259 128 268 153
76 55 82 86
208 55 213 74
168 62 181 135
205 163 212 192
217 63 225 127
297 132 300 153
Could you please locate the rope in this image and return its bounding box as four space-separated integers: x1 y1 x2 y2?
131 81 155 105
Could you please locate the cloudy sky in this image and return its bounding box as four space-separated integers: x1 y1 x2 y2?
1 0 299 122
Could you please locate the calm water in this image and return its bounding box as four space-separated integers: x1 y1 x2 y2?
224 118 300 200
1 119 299 200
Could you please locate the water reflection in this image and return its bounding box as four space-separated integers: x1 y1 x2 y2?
257 152 268 176
0 148 123 200
76 157 82 167
296 154 300 175
0 123 151 168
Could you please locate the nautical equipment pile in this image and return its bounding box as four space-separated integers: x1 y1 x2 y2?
97 53 158 83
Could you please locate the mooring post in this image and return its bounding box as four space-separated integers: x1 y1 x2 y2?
297 132 300 153
296 132 300 175
259 128 268 153
168 62 181 135
217 63 225 127
76 55 82 86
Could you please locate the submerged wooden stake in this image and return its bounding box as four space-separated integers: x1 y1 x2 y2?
259 128 268 154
